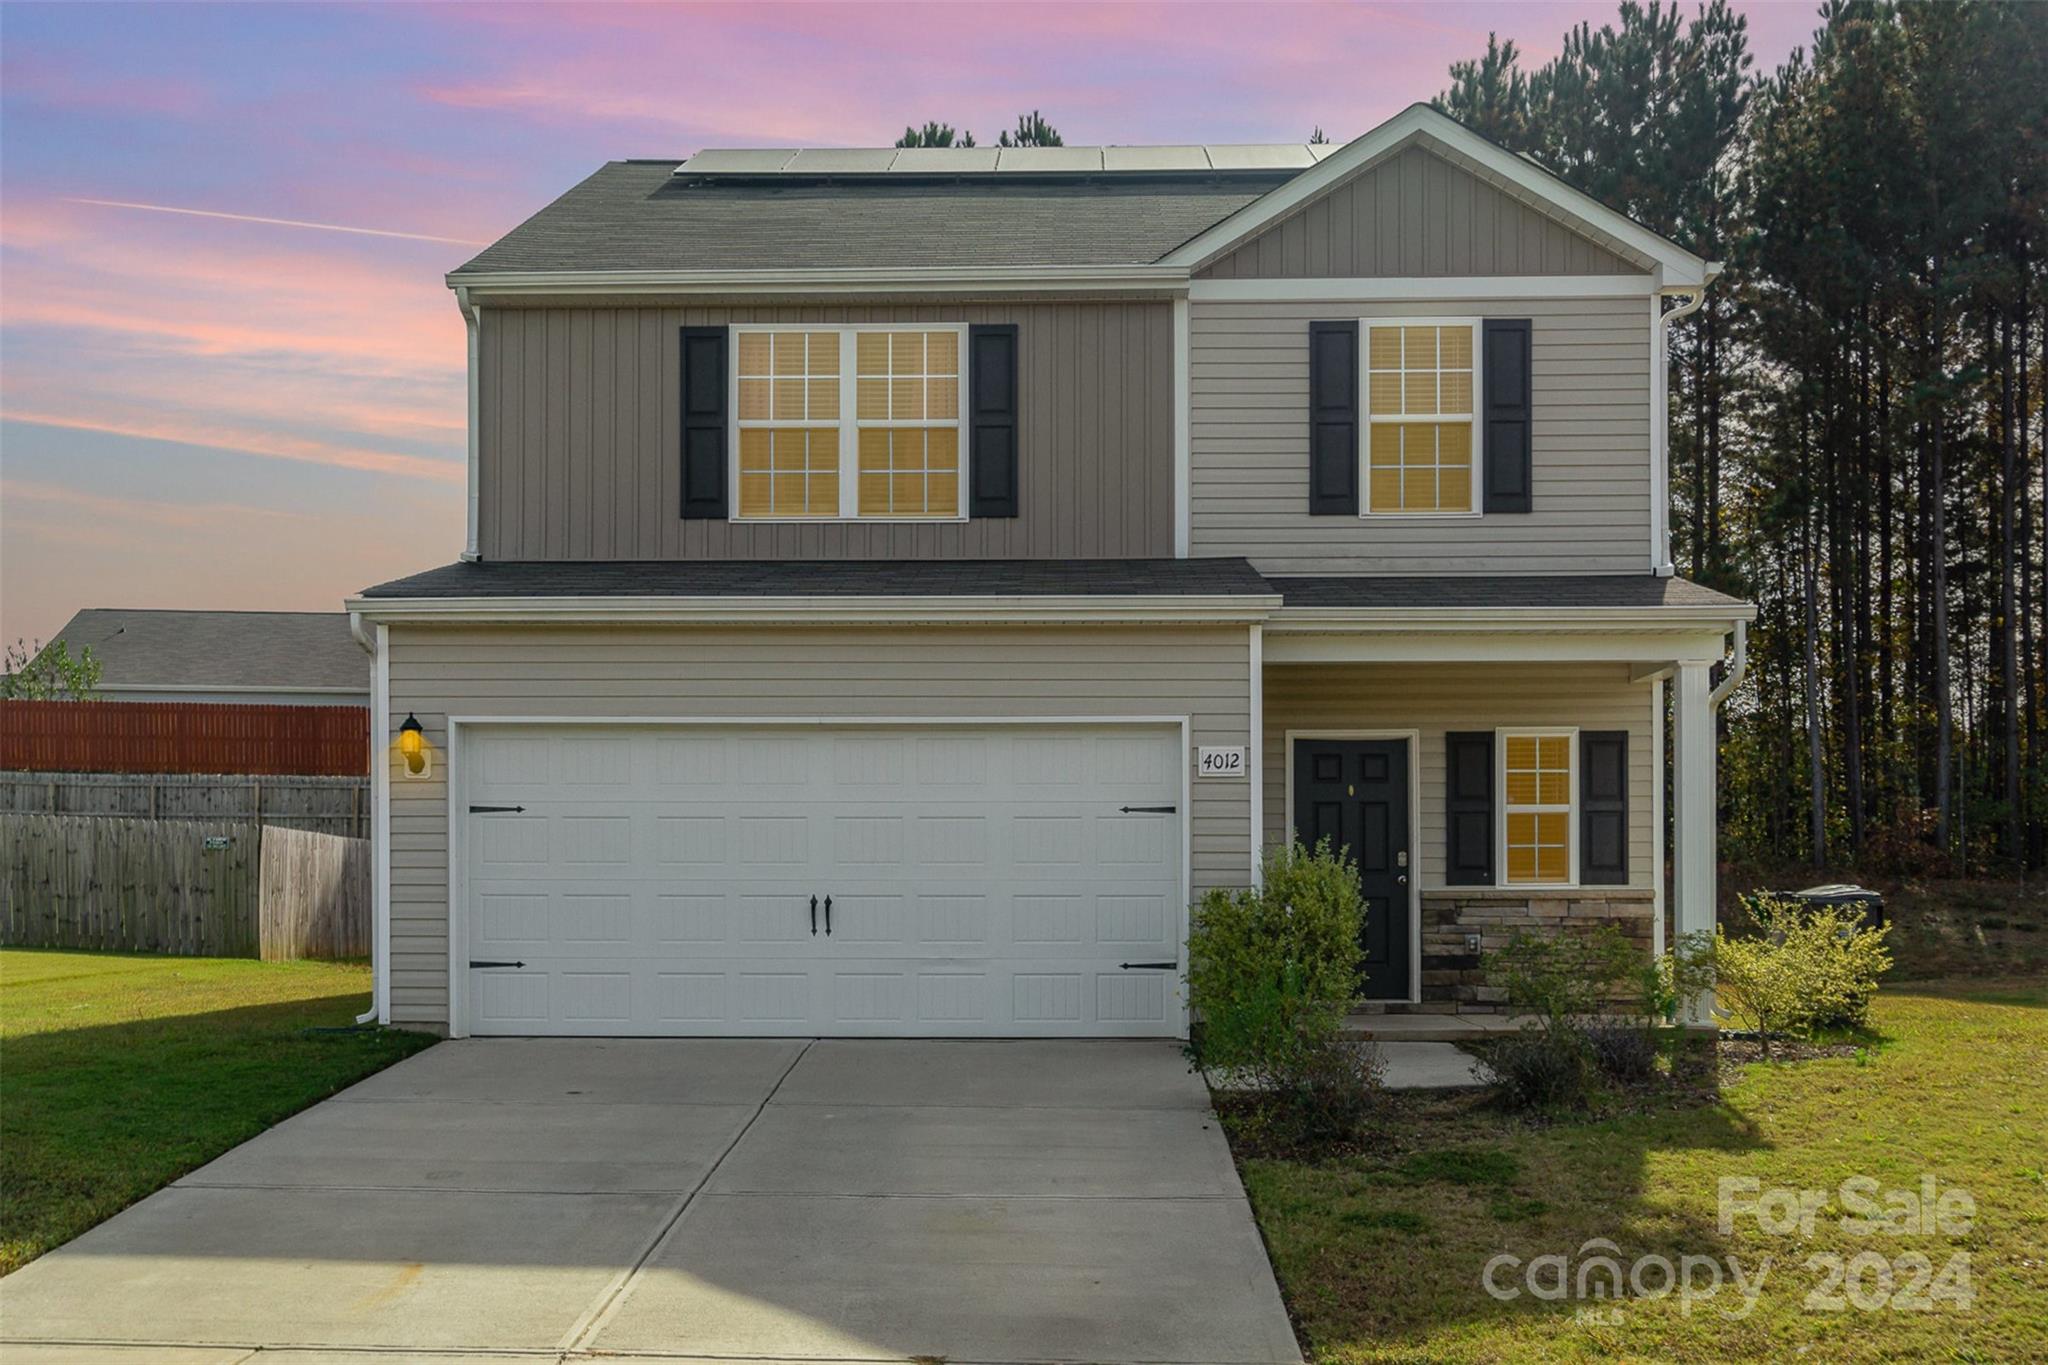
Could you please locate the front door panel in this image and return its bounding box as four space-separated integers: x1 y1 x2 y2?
1293 738 1412 1000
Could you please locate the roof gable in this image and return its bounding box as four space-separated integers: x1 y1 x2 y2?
46 609 368 693
1162 105 1708 286
1197 142 1643 280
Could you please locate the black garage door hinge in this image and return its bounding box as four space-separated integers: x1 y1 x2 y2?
1117 804 1177 814
468 959 526 969
468 804 526 813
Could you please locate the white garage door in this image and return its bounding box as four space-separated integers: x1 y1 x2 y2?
459 723 1185 1037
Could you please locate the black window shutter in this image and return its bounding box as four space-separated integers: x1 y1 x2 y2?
968 323 1019 518
1308 321 1359 515
1445 731 1496 885
1581 730 1630 885
680 326 728 519
1482 318 1533 513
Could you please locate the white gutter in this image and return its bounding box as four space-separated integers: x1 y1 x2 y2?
347 612 387 1027
94 683 370 698
447 262 1188 300
455 285 481 562
1710 618 1748 707
1269 603 1756 631
1651 273 1713 579
345 593 1284 626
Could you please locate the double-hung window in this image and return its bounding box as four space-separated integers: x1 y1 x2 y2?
733 324 965 521
1363 319 1479 516
1500 729 1576 886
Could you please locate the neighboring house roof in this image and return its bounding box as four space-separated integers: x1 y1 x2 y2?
44 609 369 695
448 105 1707 289
1269 575 1750 612
358 558 1276 599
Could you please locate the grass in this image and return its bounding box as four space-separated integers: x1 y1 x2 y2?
1235 978 2048 1363
0 948 436 1275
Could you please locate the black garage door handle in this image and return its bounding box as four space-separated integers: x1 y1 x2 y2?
469 959 526 969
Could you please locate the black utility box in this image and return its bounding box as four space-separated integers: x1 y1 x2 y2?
1780 883 1886 932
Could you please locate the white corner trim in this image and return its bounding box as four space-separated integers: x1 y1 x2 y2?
1650 676 1666 958
1190 274 1657 304
1652 284 1708 576
346 593 1283 626
370 622 391 1027
1248 623 1263 884
456 287 481 562
1173 295 1191 558
1161 105 1708 286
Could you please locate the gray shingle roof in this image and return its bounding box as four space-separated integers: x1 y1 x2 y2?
360 558 1276 599
451 162 1283 275
1270 575 1749 610
46 610 368 692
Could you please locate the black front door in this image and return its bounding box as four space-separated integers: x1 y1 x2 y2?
1294 738 1412 1000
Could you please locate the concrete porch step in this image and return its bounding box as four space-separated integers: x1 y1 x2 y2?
1338 1013 1536 1043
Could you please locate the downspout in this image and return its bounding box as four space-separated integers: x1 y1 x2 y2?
1710 618 1748 707
455 285 481 562
349 610 389 1027
1651 266 1717 578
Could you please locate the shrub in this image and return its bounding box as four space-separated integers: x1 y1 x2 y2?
1236 1037 1386 1149
1584 1022 1661 1085
1491 925 1642 1023
1716 894 1893 1055
1473 1029 1596 1111
1185 839 1363 1073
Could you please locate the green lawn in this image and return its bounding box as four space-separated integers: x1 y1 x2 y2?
1238 980 2048 1363
0 949 435 1274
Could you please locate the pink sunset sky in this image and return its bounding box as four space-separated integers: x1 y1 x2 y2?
0 1 1819 647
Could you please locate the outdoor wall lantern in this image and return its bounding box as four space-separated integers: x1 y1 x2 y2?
397 713 431 779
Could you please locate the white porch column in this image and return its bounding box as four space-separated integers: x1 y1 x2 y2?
1671 659 1717 1021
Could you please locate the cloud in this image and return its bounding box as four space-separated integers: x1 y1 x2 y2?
1 411 463 483
0 478 317 528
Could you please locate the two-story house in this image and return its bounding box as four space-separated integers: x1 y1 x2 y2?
346 104 1752 1039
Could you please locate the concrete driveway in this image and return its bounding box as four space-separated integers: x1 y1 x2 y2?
0 1038 1301 1365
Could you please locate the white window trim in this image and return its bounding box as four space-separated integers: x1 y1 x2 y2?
728 322 970 524
1496 725 1580 889
1359 315 1483 521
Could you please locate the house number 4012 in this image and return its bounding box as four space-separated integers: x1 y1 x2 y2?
1197 746 1248 779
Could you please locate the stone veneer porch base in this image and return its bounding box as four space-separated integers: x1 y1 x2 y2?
1356 888 1658 1016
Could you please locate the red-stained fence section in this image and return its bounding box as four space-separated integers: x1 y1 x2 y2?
0 700 370 776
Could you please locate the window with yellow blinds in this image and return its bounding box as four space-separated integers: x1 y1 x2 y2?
736 330 841 518
731 325 965 521
1364 319 1479 516
855 328 961 518
1501 731 1576 886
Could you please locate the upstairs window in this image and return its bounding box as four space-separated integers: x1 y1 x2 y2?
733 324 965 521
1364 320 1478 516
1501 730 1575 886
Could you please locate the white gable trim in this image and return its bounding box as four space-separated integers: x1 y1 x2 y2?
1159 104 1709 289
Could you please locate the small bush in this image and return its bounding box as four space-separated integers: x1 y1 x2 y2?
1185 839 1363 1073
1584 1022 1661 1085
1237 1037 1386 1149
1716 894 1893 1053
1491 925 1641 1022
1473 1029 1596 1111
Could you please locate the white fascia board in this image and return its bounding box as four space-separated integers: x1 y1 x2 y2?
1160 104 1709 287
447 263 1190 299
1270 603 1754 629
346 593 1283 626
1189 274 1657 303
1266 627 1738 665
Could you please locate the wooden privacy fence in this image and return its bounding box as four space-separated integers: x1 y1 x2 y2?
258 826 371 960
0 700 369 776
0 770 370 837
1 814 369 959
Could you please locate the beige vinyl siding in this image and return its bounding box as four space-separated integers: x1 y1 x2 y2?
1198 144 1643 279
383 623 1253 1029
1262 662 1654 890
1190 295 1652 573
477 302 1173 561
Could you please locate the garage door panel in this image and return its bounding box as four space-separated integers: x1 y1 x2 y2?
463 724 1183 1038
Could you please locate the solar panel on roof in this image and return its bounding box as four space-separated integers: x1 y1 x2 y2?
673 143 1331 177
1101 145 1211 171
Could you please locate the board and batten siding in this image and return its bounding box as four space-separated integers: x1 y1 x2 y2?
383 623 1253 1029
1197 144 1643 280
477 302 1173 562
1190 295 1653 573
1262 662 1655 890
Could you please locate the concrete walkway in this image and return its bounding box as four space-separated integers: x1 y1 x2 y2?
0 1038 1301 1365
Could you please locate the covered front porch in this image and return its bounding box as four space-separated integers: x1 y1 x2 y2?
1249 577 1753 1018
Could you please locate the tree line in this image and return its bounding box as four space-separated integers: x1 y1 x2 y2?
1439 0 2046 877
